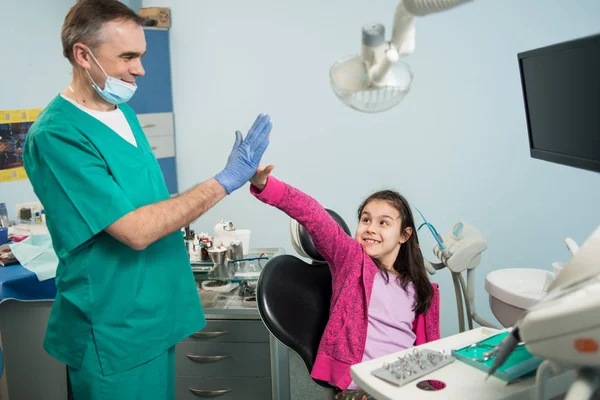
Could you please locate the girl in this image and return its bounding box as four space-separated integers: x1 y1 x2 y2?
250 166 440 399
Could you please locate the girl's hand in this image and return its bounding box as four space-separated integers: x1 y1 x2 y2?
250 164 274 191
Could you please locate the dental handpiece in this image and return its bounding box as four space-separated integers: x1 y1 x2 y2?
415 208 446 250
486 327 521 380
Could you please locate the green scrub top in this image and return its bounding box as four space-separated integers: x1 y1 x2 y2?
23 95 205 375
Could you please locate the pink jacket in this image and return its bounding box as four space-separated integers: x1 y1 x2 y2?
251 177 440 389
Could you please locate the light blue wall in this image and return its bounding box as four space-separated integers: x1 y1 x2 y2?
0 0 139 219
1 0 598 338
148 0 600 336
120 0 142 15
0 0 74 220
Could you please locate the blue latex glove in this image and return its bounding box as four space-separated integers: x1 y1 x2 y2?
215 114 272 194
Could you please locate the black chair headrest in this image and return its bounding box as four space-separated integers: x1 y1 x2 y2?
290 209 352 263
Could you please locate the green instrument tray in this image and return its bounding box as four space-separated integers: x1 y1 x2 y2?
451 331 542 382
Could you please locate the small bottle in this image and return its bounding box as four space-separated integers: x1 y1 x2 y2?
185 239 193 258
201 239 211 261
192 236 201 261
41 210 46 224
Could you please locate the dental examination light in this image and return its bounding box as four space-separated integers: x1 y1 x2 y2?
330 0 472 113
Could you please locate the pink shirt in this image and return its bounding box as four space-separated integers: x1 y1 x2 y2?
348 274 416 389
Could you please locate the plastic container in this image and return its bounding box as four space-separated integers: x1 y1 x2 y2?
234 229 251 255
198 290 218 308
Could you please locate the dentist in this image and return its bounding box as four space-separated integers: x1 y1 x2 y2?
22 1 272 399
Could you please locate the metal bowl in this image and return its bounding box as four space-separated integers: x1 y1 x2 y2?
207 247 227 265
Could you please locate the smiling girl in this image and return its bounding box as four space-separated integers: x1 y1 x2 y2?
250 165 439 399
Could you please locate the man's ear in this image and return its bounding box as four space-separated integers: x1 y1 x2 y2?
72 43 92 70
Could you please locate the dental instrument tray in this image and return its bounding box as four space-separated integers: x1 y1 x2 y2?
451 331 542 382
192 248 283 278
371 348 455 387
190 261 219 273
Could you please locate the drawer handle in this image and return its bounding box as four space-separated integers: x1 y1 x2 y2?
187 354 230 362
189 388 232 397
151 146 158 150
142 123 157 129
192 330 229 339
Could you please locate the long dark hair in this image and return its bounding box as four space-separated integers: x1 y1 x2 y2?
357 190 434 315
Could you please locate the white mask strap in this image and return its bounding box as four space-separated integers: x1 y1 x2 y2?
87 49 109 79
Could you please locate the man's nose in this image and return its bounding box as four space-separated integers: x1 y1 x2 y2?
130 59 145 77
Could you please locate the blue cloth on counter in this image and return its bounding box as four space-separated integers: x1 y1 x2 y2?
9 234 58 281
0 263 56 302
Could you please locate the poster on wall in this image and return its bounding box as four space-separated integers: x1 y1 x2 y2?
0 108 43 183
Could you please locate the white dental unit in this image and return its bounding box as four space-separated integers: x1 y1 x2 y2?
518 229 600 400
351 228 599 400
332 0 600 399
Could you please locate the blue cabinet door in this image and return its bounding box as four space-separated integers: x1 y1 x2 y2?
128 29 174 114
129 28 179 194
157 157 178 194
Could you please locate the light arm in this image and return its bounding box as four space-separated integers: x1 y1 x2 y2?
390 0 474 53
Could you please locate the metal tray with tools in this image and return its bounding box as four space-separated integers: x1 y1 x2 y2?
191 262 218 273
371 349 455 387
191 248 284 275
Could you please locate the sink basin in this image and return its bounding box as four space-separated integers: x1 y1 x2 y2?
485 268 553 328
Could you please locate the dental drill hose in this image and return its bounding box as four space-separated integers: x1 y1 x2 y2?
564 368 600 400
458 272 474 330
403 0 473 16
452 272 466 332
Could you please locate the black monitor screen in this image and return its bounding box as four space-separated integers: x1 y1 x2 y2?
518 34 600 173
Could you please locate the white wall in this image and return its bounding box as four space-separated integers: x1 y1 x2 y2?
146 0 600 336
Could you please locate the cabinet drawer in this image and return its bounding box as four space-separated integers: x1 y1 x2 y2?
138 112 174 138
182 320 269 343
148 135 175 159
176 342 270 377
176 377 271 400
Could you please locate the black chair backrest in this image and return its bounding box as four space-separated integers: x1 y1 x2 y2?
257 209 352 389
258 255 333 388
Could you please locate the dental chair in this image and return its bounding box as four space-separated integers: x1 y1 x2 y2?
257 209 448 399
256 209 351 399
